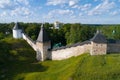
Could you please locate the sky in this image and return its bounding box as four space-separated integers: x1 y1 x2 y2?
0 0 120 24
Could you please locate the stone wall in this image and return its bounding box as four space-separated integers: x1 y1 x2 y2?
50 43 91 60
107 44 120 53
22 33 37 51
22 33 120 61
83 43 91 53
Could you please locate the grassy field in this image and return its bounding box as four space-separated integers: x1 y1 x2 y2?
0 38 120 80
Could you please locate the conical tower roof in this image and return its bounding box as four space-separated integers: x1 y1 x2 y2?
13 22 21 30
37 24 50 42
90 30 107 43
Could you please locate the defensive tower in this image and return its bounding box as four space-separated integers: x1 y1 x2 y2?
90 30 107 55
36 24 51 61
13 23 22 39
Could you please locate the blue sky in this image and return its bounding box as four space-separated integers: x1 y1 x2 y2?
0 0 120 24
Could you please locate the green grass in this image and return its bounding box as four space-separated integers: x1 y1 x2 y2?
72 54 120 80
0 38 120 80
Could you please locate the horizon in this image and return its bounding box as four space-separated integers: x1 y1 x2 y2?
0 22 120 25
0 0 120 24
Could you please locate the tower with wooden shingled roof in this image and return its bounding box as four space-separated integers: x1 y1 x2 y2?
36 24 51 61
90 30 107 55
13 22 22 39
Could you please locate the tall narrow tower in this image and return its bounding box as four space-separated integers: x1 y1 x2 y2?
13 23 22 39
36 24 51 61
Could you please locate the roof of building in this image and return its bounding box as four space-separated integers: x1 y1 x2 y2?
37 24 50 42
13 22 21 30
90 30 107 43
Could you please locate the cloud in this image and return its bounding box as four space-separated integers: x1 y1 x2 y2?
0 11 7 17
72 3 91 11
16 0 29 5
88 0 115 15
11 7 31 17
79 13 83 16
44 9 74 19
0 0 29 10
69 1 75 6
46 0 68 6
110 10 120 15
72 5 79 8
81 4 91 11
51 9 73 15
46 0 79 7
0 0 31 18
69 0 78 6
0 0 14 9
57 9 74 15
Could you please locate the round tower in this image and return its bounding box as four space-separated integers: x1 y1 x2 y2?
13 23 22 39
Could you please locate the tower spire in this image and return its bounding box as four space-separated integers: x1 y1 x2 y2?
37 24 50 42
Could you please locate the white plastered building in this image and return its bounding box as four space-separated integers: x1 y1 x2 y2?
13 23 22 39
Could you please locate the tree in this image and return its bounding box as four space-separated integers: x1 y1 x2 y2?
25 23 40 40
0 32 5 39
66 23 82 45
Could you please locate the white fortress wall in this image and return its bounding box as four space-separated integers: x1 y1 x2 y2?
51 45 88 60
22 33 37 51
83 43 91 53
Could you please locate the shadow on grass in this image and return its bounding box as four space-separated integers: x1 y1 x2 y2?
0 39 48 80
1 62 48 80
0 52 49 80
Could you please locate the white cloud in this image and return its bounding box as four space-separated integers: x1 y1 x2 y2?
81 4 91 11
69 1 77 6
88 0 115 15
0 11 7 17
58 9 74 15
72 3 91 11
0 0 31 18
0 0 29 9
46 0 68 6
110 10 120 15
0 0 13 9
46 0 79 6
52 9 73 15
44 9 74 19
11 7 31 17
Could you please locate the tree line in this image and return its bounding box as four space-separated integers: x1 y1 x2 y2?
0 22 120 47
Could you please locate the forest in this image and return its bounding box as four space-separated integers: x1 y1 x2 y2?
0 22 120 48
